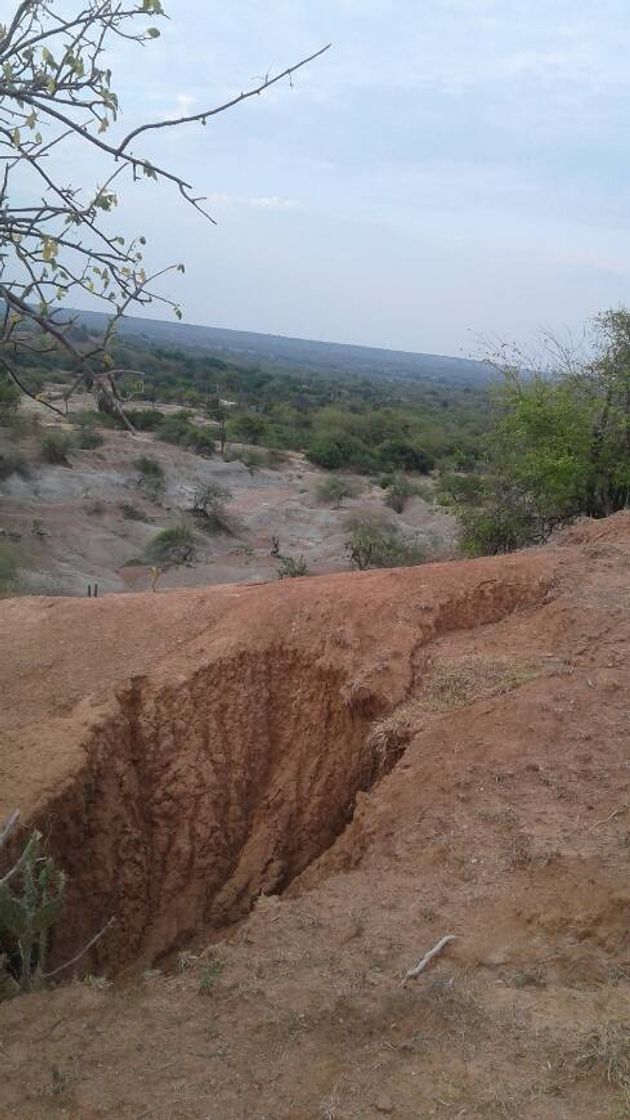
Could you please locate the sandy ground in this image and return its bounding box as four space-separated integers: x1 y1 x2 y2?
1 514 630 1117
0 400 455 596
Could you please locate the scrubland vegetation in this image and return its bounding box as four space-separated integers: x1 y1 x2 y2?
6 305 630 568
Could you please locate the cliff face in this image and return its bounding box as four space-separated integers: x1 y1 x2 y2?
1 543 553 969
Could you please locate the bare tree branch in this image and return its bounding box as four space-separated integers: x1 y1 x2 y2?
0 2 330 419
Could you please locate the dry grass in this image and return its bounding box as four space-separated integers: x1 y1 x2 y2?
573 1020 630 1089
368 654 544 755
418 654 543 713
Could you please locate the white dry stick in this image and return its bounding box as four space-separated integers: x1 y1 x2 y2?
0 810 20 851
401 935 457 985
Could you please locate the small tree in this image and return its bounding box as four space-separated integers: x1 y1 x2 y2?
344 516 424 571
190 481 232 530
145 524 196 566
383 472 415 513
443 309 630 555
316 475 360 508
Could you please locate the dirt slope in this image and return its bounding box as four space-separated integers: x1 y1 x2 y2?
1 515 630 1119
1 402 455 595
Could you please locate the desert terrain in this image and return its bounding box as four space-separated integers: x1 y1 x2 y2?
0 397 455 596
1 513 629 1118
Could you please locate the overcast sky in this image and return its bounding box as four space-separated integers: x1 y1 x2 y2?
94 0 630 356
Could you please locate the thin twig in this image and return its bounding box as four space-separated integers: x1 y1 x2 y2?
0 828 40 887
42 916 116 979
117 43 332 153
0 356 68 418
401 935 457 984
0 810 20 851
591 805 629 829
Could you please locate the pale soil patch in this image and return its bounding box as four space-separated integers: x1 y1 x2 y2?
0 399 456 595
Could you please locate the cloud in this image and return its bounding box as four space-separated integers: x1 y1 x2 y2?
206 192 301 211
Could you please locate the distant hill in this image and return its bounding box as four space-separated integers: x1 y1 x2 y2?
73 310 494 386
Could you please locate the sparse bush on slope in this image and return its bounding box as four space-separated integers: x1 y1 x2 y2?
344 515 424 570
145 524 196 566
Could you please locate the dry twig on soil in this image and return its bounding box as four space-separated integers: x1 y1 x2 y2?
401 934 457 984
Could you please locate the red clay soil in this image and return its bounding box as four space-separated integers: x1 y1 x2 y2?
1 514 630 1119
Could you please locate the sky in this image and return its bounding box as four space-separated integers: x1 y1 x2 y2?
64 1 630 355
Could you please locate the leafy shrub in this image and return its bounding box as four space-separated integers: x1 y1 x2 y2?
40 432 72 465
134 455 165 495
223 445 285 472
316 475 360 508
383 472 415 513
145 524 196 566
226 412 269 445
128 408 164 431
277 553 309 579
119 502 145 521
344 516 425 570
0 451 29 480
307 432 377 472
159 411 215 457
377 437 434 474
191 482 232 525
436 472 487 508
456 485 552 556
198 957 225 995
71 409 119 430
187 427 215 457
158 411 192 444
0 829 66 996
76 427 104 450
0 375 19 418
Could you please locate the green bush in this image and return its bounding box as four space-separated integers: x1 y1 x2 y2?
190 482 233 532
134 455 165 495
119 502 145 521
456 484 552 556
0 829 66 996
277 553 309 579
40 432 72 465
307 432 377 472
344 516 425 570
70 409 119 430
128 408 164 431
226 412 269 445
383 472 415 513
316 475 360 508
188 427 215 457
76 427 104 450
0 451 30 480
0 375 20 418
145 524 196 566
158 411 215 457
377 437 434 474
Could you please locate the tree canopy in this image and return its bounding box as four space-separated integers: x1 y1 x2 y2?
443 309 630 554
